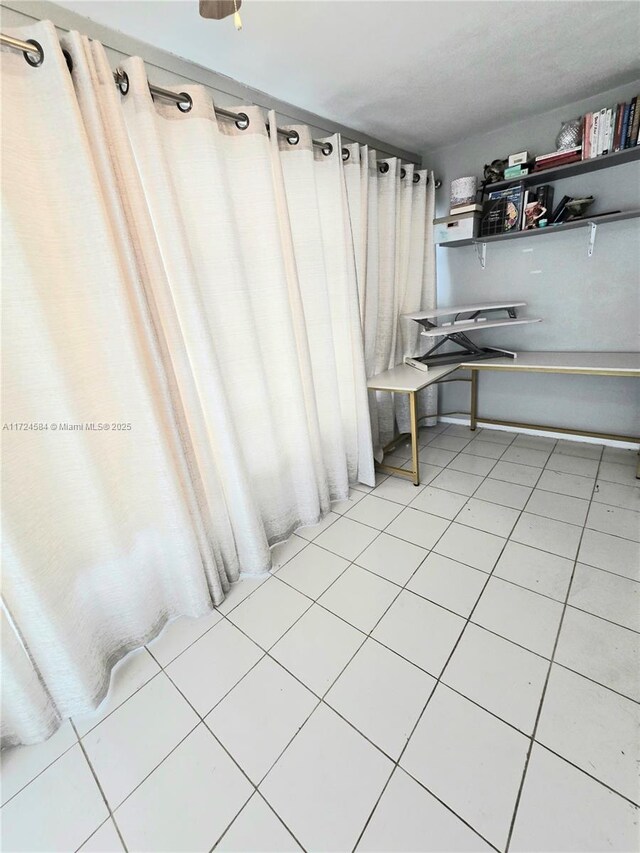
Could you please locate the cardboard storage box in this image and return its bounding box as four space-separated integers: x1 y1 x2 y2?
434 212 478 244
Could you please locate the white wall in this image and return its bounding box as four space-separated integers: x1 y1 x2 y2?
0 0 420 162
425 80 640 436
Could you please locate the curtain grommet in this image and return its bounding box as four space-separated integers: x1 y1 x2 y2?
115 69 129 95
321 142 333 156
286 130 300 145
379 162 390 174
235 112 250 130
400 168 406 179
62 49 73 73
341 148 350 162
413 173 420 184
177 93 193 113
23 39 44 67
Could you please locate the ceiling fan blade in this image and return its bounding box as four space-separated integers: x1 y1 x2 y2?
199 0 241 19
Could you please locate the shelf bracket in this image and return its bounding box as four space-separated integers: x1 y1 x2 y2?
476 242 487 269
587 221 597 258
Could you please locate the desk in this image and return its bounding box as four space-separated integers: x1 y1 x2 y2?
367 362 467 485
462 352 640 443
369 352 640 485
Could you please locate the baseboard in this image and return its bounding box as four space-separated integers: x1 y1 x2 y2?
439 412 640 450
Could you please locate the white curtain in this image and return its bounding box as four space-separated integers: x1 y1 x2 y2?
1 22 375 746
343 149 437 455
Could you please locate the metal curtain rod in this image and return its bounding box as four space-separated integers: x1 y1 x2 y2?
2 32 439 185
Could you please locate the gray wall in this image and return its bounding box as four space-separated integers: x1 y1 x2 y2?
425 81 640 437
0 0 419 163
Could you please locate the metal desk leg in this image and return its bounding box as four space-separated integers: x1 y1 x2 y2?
409 390 420 486
470 370 478 431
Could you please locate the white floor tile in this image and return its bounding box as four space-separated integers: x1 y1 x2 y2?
270 604 364 696
537 665 640 803
227 578 310 649
385 506 450 550
545 452 600 478
1 720 77 806
206 657 317 783
475 428 515 445
270 535 307 570
73 648 161 737
602 446 639 466
217 575 268 615
513 434 557 451
472 577 563 658
429 434 471 453
370 476 426 505
355 532 427 586
525 489 590 526
442 623 548 734
474 477 532 510
556 439 603 460
536 468 595 499
463 439 507 460
353 472 388 493
409 485 468 520
511 513 582 559
216 793 301 852
0 744 108 853
443 424 477 439
433 522 505 573
318 565 399 633
260 704 392 852
357 767 492 852
598 460 639 486
577 529 640 581
418 446 457 467
400 685 529 850
295 511 340 541
406 553 487 618
569 563 640 632
79 819 124 852
372 590 465 675
345 494 403 530
314 516 379 561
494 541 573 602
510 744 640 852
82 673 198 808
447 453 496 477
115 724 252 852
501 445 551 468
555 607 640 702
586 503 640 542
331 489 366 515
326 639 435 759
490 460 541 487
456 497 520 538
401 460 443 485
166 620 262 716
276 543 348 599
430 468 484 496
594 479 640 511
147 611 222 668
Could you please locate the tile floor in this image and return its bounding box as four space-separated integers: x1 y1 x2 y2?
2 423 639 853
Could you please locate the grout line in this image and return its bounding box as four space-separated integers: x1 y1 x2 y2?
70 720 130 853
504 444 606 851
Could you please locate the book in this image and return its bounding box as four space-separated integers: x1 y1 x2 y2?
598 107 607 155
504 165 529 178
449 203 482 215
625 97 637 148
590 111 599 157
535 146 581 162
613 104 624 151
480 185 525 237
533 154 581 172
550 195 571 224
620 103 631 151
632 97 640 145
603 107 612 154
582 112 592 159
536 185 554 223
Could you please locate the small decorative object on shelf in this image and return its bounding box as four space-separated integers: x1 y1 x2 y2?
508 150 530 167
483 158 507 183
450 176 478 209
564 196 595 219
556 118 583 150
523 198 548 230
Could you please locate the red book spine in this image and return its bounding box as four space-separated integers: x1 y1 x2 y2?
613 104 623 151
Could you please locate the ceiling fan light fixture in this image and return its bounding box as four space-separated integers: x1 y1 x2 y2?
199 0 243 28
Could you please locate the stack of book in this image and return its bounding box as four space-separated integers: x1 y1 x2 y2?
533 147 582 173
449 201 482 216
582 97 640 158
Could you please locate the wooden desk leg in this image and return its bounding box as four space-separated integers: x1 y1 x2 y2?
409 390 420 486
470 370 478 431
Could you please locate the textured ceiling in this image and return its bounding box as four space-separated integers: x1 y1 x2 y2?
54 0 640 152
